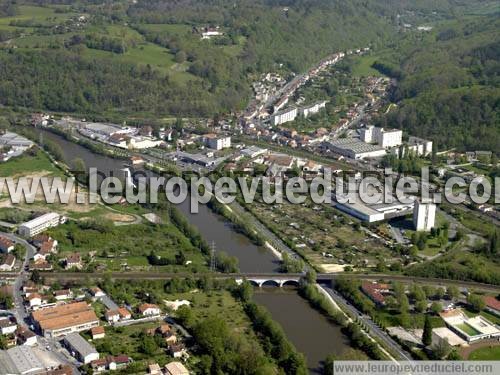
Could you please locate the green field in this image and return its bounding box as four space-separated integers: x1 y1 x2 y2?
469 345 500 360
350 55 386 77
0 150 61 177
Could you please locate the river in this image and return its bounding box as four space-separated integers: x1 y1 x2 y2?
36 129 351 373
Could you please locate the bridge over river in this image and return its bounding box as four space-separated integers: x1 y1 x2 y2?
2 272 499 292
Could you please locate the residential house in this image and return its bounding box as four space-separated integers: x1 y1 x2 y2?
361 282 390 306
0 236 14 253
30 259 53 271
169 343 187 359
91 326 105 340
105 310 120 324
0 317 17 335
164 361 190 375
65 253 82 270
148 363 162 375
118 307 131 320
17 326 37 346
138 303 161 316
27 293 44 308
165 332 178 345
484 296 500 317
0 253 16 271
91 355 131 373
54 289 72 301
90 287 106 298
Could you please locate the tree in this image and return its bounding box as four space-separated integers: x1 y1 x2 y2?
323 354 336 375
489 230 499 255
139 334 158 355
430 302 443 315
423 315 433 346
175 50 187 64
467 293 485 312
31 269 41 283
415 300 427 313
446 285 459 300
435 287 445 300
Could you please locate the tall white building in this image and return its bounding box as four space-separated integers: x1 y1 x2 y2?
360 126 402 148
413 200 436 232
204 134 231 150
271 107 298 126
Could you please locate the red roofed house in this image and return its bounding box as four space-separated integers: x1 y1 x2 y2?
118 307 131 320
484 296 500 317
91 326 105 340
0 236 14 253
138 303 161 316
361 282 390 306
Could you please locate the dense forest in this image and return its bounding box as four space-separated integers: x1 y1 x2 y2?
375 15 500 151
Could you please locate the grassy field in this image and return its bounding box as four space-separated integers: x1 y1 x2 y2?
0 150 61 177
468 345 500 360
350 54 385 77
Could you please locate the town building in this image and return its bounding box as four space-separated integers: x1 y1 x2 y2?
90 355 130 373
148 363 162 375
241 146 267 158
326 138 387 159
165 361 190 375
18 213 65 238
299 101 327 118
169 343 187 359
31 301 99 338
0 254 16 271
0 346 45 374
361 282 389 306
91 326 105 340
64 253 82 270
0 317 17 335
138 303 161 316
53 290 72 301
0 236 14 253
16 327 37 346
204 134 231 150
63 332 99 364
440 309 500 343
413 200 436 232
360 126 402 148
483 296 500 317
271 107 298 126
407 136 433 157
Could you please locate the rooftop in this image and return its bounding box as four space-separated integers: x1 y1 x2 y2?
20 213 60 230
32 302 98 331
64 332 97 358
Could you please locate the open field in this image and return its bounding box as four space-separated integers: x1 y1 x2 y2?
0 150 61 177
468 345 500 360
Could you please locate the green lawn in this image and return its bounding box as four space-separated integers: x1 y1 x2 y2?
455 322 481 336
469 345 500 360
0 150 61 177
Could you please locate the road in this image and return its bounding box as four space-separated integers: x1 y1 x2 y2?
0 231 36 326
319 283 413 361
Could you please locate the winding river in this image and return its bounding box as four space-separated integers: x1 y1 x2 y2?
36 129 351 373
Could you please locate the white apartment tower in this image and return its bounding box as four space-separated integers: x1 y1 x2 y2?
413 200 436 232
